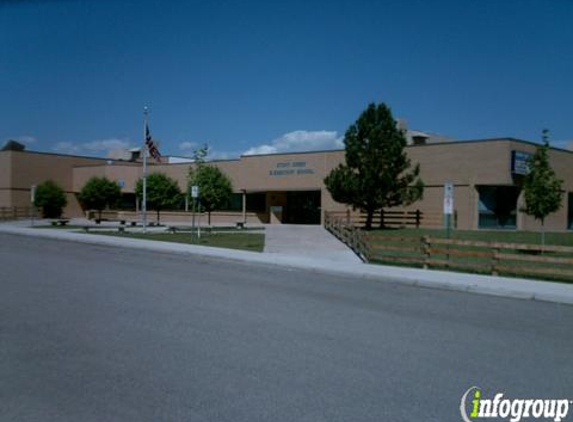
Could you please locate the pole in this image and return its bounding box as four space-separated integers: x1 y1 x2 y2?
142 106 148 234
197 198 201 239
191 196 196 242
30 184 36 227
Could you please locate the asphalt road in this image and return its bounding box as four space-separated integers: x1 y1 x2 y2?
1 233 572 422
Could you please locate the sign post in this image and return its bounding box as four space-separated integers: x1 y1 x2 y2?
191 185 199 241
30 184 36 227
443 182 454 238
142 107 149 234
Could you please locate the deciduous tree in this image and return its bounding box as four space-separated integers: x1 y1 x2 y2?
78 176 121 221
522 130 563 247
34 180 67 218
189 165 233 225
135 173 182 224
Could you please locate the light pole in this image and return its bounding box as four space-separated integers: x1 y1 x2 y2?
142 106 149 234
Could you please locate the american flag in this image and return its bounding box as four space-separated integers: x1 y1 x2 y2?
145 124 161 162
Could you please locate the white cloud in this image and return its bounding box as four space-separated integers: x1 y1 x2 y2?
14 135 37 146
53 141 81 154
82 138 130 152
177 143 237 161
52 138 132 156
243 130 343 156
551 139 573 151
207 149 238 161
179 141 198 151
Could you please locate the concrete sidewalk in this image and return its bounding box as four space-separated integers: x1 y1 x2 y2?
264 224 362 263
1 222 572 306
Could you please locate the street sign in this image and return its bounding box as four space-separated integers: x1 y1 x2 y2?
444 182 454 215
191 185 199 198
30 185 36 203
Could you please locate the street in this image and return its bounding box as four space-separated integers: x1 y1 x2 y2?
1 233 572 421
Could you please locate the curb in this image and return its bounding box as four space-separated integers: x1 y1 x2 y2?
1 225 572 306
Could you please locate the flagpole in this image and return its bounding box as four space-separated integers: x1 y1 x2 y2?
142 106 148 234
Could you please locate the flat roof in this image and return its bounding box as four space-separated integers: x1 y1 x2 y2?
0 149 118 161
3 137 571 164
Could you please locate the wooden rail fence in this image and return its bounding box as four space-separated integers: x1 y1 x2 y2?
366 234 573 281
324 211 573 281
0 206 38 221
326 209 443 229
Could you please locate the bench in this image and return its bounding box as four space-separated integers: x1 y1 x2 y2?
94 218 129 225
167 226 210 234
51 219 70 226
167 226 194 234
82 226 126 233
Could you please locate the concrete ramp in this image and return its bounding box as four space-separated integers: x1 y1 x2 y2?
263 224 362 263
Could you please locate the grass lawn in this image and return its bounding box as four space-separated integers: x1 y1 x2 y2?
33 225 85 230
167 225 265 232
89 231 265 252
364 228 573 283
367 227 573 246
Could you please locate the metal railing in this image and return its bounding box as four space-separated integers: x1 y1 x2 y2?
324 212 369 261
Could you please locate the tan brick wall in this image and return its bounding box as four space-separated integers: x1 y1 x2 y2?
0 152 12 207
2 140 572 229
10 151 104 191
102 210 266 225
0 152 12 189
73 164 140 193
6 151 107 215
0 191 11 208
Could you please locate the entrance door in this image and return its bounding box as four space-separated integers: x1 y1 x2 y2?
284 191 321 224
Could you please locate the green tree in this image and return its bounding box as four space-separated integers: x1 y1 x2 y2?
192 143 209 164
189 165 233 225
135 173 182 224
324 102 424 229
522 130 563 247
78 176 121 221
34 180 67 218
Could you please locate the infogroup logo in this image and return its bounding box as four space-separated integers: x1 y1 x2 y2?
460 387 572 422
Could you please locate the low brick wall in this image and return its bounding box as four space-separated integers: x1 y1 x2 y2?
95 210 267 225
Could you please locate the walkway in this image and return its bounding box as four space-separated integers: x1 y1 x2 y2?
263 224 362 263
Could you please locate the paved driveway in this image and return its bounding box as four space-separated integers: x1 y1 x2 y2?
263 224 361 263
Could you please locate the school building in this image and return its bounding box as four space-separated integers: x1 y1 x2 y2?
1 137 573 231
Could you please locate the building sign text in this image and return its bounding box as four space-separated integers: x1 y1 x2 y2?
269 161 315 176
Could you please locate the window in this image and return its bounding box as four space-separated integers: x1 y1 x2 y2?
477 186 519 229
246 193 266 212
567 192 573 230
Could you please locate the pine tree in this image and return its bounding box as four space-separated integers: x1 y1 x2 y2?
324 102 424 229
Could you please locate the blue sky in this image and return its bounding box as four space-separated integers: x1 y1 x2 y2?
1 0 572 158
